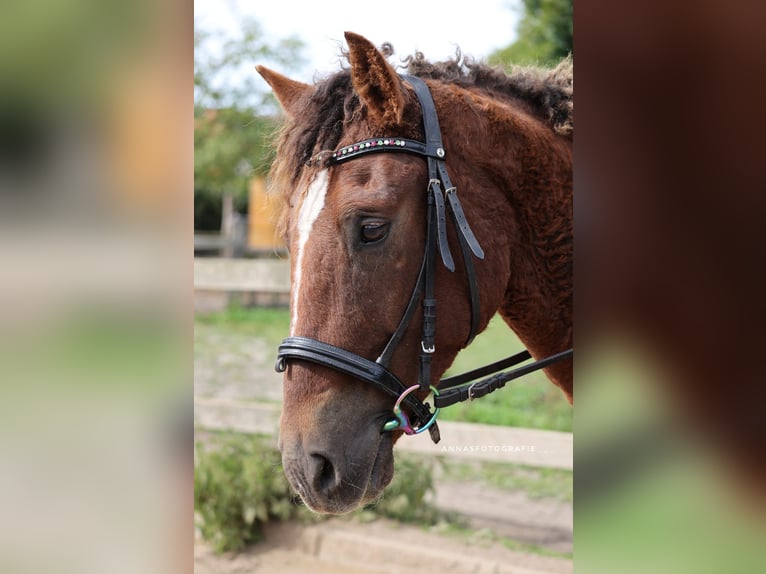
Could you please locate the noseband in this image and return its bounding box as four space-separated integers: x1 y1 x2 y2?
276 75 573 443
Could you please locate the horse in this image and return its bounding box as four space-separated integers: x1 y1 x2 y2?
257 31 572 514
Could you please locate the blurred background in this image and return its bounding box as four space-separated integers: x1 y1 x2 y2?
1 0 764 572
1 0 192 573
576 1 766 572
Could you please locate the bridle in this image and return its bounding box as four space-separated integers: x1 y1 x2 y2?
275 75 573 444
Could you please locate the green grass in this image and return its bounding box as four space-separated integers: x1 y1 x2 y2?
431 521 572 559
439 458 573 503
438 315 571 431
195 305 290 349
195 307 571 431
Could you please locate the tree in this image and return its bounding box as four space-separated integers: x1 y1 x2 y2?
194 17 305 252
194 108 277 239
489 0 572 67
194 17 305 112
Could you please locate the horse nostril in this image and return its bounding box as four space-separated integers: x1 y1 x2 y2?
309 452 338 494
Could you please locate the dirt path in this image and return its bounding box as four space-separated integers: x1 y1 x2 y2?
435 481 572 555
195 519 572 574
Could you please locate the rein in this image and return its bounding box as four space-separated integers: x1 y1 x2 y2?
275 75 572 444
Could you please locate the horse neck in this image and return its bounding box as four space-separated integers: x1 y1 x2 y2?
457 97 573 396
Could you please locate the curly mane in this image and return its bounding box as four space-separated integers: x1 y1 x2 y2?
401 48 573 137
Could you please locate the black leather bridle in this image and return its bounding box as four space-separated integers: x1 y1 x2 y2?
276 75 573 444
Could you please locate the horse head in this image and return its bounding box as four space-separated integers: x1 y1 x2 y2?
258 31 572 513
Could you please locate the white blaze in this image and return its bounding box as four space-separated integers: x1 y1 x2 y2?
291 169 329 334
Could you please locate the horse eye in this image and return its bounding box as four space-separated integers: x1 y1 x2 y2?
360 221 390 244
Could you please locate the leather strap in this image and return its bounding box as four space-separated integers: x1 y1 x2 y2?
375 246 428 368
418 183 438 391
435 348 573 408
333 137 440 162
401 75 448 159
439 349 532 389
430 177 454 272
404 75 483 343
444 181 485 260
277 336 437 430
452 222 482 346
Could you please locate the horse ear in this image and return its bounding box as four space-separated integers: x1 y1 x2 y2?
256 66 311 117
344 31 404 126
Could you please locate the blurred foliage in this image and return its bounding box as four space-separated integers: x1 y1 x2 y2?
194 108 276 204
193 187 249 231
365 456 440 524
490 0 572 67
194 17 304 219
194 433 444 554
0 0 150 106
194 16 305 112
194 434 307 553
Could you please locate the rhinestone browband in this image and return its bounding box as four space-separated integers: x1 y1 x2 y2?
331 137 431 163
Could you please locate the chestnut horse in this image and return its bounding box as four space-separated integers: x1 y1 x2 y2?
257 32 572 513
